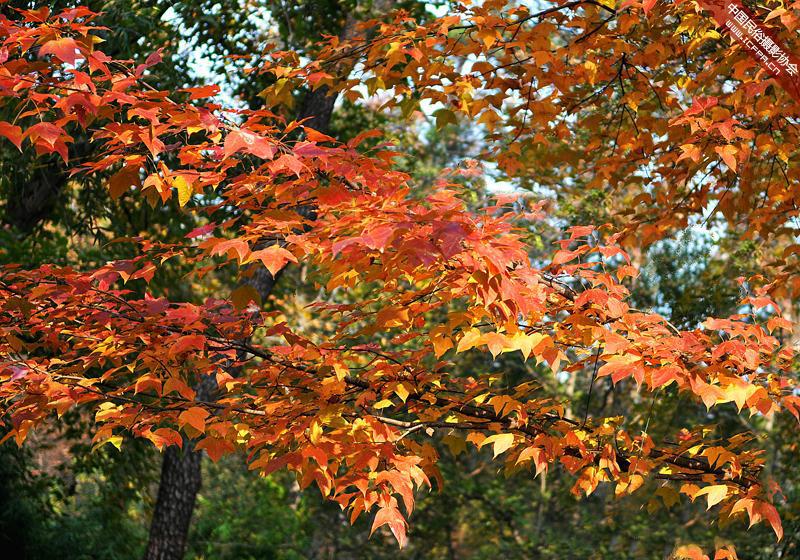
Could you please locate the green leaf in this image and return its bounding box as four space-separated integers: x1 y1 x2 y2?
434 108 457 129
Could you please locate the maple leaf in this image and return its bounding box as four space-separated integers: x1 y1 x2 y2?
685 96 719 116
695 484 728 509
169 334 206 357
760 502 784 540
642 0 657 14
196 436 233 461
181 85 221 100
430 330 453 357
179 406 209 433
672 545 709 560
456 328 482 353
272 153 305 176
714 145 738 172
173 175 193 206
108 166 141 199
435 222 468 258
370 506 408 548
25 122 64 148
208 238 251 262
597 354 643 384
224 128 275 159
361 223 395 251
185 224 215 239
247 246 298 276
146 428 183 451
433 108 457 129
0 122 23 150
482 433 515 458
39 37 80 65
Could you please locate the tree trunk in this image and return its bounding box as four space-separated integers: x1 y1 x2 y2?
2 158 67 232
297 85 338 134
143 445 203 560
142 271 278 560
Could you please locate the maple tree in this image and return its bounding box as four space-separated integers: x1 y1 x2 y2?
1 1 800 556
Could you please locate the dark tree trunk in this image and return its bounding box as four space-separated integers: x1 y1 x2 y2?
297 85 338 134
143 444 203 560
144 372 218 560
142 271 277 560
2 158 68 232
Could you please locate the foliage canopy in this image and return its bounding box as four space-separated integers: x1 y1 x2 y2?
2 1 800 555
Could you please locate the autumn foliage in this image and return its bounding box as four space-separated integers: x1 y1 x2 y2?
1 0 800 551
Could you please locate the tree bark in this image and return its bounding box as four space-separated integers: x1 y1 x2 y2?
143 445 203 560
297 85 338 134
2 158 68 232
142 271 279 560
